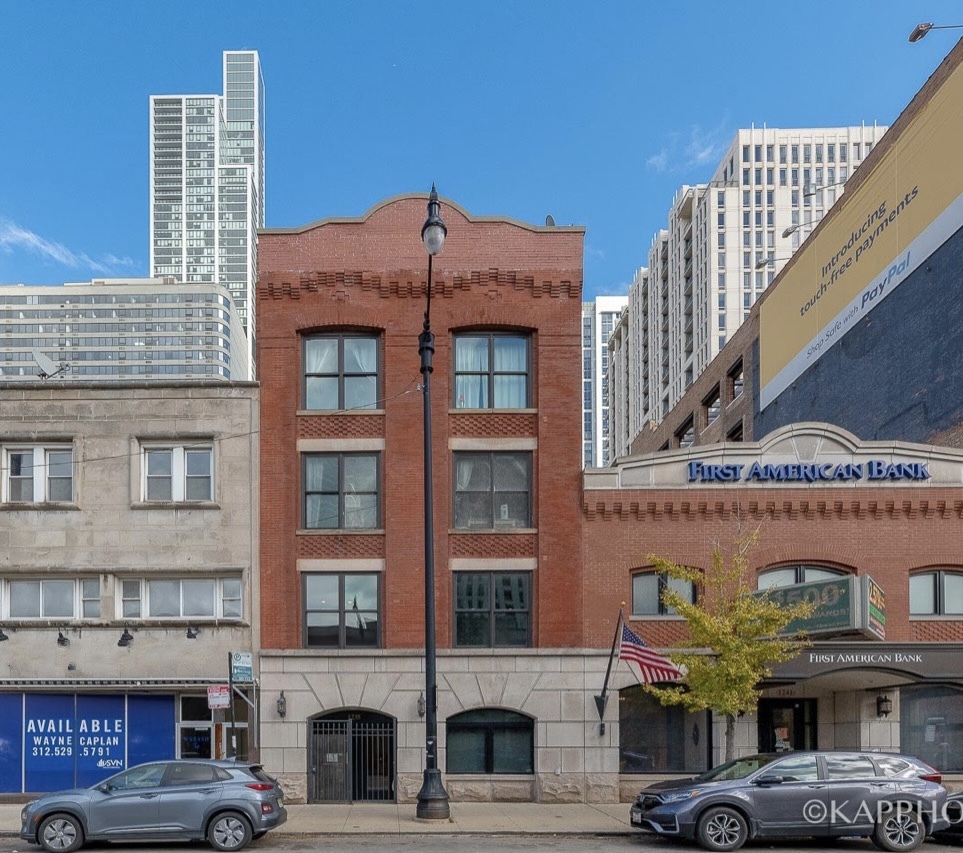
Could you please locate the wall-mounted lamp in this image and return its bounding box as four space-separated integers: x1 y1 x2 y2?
186 625 199 639
877 694 893 718
57 629 70 647
0 627 8 642
276 691 287 718
117 626 133 648
417 692 426 719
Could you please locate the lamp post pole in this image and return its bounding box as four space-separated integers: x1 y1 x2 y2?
416 184 450 821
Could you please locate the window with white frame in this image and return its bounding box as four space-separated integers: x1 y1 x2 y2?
120 577 242 620
4 578 99 619
142 445 213 502
2 445 73 503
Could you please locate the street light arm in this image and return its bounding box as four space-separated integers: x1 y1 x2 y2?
909 22 963 42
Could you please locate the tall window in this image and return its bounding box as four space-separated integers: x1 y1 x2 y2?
2 445 73 503
910 571 963 615
143 445 213 501
453 334 530 408
120 577 243 619
303 573 379 648
453 452 531 529
620 686 709 773
447 709 534 774
632 572 695 616
303 453 380 529
454 572 531 647
303 334 379 410
5 578 99 619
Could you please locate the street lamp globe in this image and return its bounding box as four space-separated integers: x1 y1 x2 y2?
422 184 447 256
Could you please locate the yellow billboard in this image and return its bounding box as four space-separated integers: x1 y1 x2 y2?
760 52 963 409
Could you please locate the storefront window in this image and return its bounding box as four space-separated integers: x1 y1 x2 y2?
619 686 709 773
900 685 963 772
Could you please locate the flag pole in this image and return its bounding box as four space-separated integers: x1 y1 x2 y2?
594 607 625 734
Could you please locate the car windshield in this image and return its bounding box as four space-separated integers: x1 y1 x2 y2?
697 754 780 782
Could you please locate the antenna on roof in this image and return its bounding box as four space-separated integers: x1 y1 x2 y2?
32 349 70 380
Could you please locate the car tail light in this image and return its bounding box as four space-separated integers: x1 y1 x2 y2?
260 803 275 814
246 782 274 791
920 771 943 783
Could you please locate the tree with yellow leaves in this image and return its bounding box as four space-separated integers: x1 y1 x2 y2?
645 529 815 761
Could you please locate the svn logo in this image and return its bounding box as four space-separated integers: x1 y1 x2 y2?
96 759 123 768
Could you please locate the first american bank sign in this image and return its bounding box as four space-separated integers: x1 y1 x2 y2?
687 459 931 484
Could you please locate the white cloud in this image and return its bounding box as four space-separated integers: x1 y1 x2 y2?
646 120 733 174
0 218 136 275
646 149 670 173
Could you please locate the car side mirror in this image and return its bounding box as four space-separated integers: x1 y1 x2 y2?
754 775 785 785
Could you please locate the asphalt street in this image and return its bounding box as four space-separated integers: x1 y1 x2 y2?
2 836 963 853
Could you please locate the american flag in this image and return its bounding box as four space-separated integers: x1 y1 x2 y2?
619 623 683 684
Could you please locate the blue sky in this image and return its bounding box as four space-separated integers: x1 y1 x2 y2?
1 1 960 299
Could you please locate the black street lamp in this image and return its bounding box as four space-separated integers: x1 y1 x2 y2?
416 184 450 821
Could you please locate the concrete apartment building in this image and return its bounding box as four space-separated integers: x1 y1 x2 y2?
150 50 264 375
581 296 627 467
587 38 963 789
624 125 887 442
0 381 259 794
255 192 608 804
0 279 248 382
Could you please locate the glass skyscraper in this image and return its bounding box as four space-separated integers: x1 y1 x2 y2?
149 51 264 377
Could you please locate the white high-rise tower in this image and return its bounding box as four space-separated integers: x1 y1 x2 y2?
150 51 264 376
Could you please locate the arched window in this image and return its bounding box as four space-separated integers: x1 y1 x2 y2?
909 570 963 615
757 565 845 590
632 572 696 616
446 709 533 774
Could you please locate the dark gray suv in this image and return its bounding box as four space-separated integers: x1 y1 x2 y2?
20 759 287 853
630 751 948 852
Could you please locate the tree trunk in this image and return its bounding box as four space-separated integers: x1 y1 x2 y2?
725 713 736 762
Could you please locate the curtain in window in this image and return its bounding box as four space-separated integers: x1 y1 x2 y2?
344 338 378 410
304 338 337 373
305 456 339 528
454 455 492 528
493 337 528 408
454 337 489 408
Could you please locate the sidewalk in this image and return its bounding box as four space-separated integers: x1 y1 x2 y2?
0 801 635 836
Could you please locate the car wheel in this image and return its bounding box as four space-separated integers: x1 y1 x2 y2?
696 806 749 852
871 807 924 852
38 813 84 853
208 811 253 852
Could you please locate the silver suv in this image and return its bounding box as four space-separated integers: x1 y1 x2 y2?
20 759 287 853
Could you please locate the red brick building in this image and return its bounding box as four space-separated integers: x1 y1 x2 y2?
256 193 601 803
585 423 963 797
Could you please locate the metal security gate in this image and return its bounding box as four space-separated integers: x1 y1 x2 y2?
309 711 395 803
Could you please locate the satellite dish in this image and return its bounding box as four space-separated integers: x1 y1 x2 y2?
32 349 69 379
545 214 556 226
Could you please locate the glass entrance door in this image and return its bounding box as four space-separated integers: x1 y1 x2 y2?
757 698 817 752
